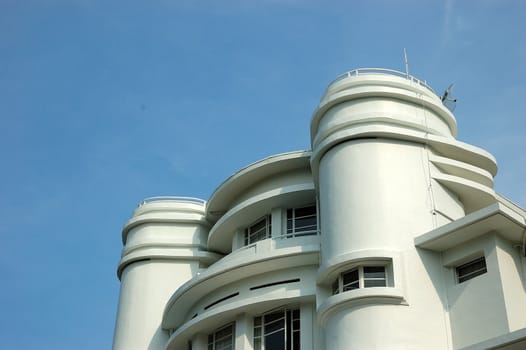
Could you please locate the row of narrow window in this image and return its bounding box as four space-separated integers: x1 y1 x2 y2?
245 205 317 246
207 309 300 350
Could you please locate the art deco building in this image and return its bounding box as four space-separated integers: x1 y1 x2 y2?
113 68 526 350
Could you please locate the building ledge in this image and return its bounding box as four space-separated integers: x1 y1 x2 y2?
414 201 526 252
317 287 407 327
458 327 526 350
162 236 320 329
207 183 315 253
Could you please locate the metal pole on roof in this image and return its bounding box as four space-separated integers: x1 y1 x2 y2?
404 48 410 79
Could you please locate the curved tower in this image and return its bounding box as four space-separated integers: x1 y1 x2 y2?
311 69 497 349
113 197 220 350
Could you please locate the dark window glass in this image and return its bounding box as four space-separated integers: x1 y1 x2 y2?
342 269 359 291
245 216 270 245
457 257 487 283
208 323 234 350
286 205 317 237
254 309 300 350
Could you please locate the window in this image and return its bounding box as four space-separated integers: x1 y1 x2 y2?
333 266 387 295
286 205 317 237
254 309 300 350
208 323 235 350
456 257 487 283
245 216 271 245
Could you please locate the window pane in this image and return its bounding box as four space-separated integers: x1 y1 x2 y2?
363 266 385 278
363 266 386 288
265 317 285 334
287 218 293 233
287 205 317 236
364 279 386 287
254 309 300 350
265 330 285 350
457 257 487 283
251 218 266 232
246 217 270 244
209 324 233 350
342 281 359 291
254 338 261 350
295 206 316 217
265 311 284 323
342 269 359 289
294 216 317 232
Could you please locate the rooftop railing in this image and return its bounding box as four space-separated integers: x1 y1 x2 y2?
327 68 435 94
138 196 206 207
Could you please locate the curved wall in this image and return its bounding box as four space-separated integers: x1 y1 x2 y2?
311 72 472 349
113 199 219 350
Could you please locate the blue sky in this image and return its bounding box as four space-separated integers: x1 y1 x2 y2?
0 0 524 348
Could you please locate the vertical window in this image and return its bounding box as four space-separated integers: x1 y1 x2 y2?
286 205 317 237
333 265 387 295
342 269 359 291
245 216 271 245
208 323 235 350
456 257 487 283
254 309 300 350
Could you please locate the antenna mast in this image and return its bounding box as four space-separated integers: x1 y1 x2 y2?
404 48 410 78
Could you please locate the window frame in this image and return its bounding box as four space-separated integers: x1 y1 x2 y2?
208 323 235 350
333 265 388 295
245 215 271 245
286 204 318 238
253 308 300 350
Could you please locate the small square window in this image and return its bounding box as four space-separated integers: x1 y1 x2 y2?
456 257 487 283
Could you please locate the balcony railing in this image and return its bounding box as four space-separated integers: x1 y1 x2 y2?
138 196 206 207
327 68 435 94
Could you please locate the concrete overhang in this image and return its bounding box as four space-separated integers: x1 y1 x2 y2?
162 239 320 329
206 150 312 222
414 200 526 252
208 183 315 253
459 327 526 350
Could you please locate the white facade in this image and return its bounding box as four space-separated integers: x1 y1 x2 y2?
113 68 526 350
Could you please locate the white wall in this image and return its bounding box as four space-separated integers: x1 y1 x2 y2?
113 260 200 350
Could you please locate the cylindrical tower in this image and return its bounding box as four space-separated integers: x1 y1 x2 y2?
112 197 221 350
312 69 497 349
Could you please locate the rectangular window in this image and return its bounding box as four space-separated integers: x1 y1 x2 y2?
333 265 387 295
286 205 317 237
254 309 300 350
456 257 487 283
245 216 271 245
208 323 235 350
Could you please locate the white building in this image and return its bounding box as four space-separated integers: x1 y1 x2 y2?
113 68 526 350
